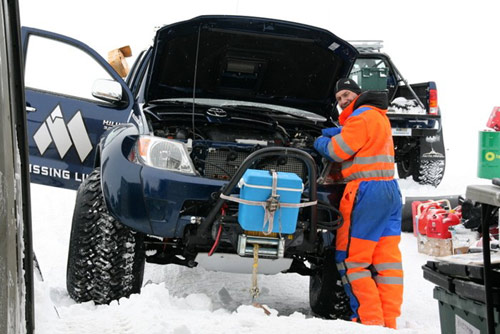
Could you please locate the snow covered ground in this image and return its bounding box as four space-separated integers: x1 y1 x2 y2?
30 173 491 333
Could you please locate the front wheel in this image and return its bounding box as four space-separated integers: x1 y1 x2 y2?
309 248 350 320
66 168 145 304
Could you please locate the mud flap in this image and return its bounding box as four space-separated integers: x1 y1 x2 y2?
419 127 445 162
416 127 446 186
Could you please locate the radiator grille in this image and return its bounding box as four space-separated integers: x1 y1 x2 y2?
203 149 306 181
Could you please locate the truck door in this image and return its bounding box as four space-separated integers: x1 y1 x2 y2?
22 27 134 190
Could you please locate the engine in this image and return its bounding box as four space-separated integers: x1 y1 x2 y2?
151 116 321 181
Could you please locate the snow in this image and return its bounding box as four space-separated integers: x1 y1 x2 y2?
18 0 500 332
389 97 426 114
30 174 491 333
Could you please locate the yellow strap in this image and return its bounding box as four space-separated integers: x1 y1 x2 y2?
250 244 260 301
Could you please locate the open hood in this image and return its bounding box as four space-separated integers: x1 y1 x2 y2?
146 15 358 117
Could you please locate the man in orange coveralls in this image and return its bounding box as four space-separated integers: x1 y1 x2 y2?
314 78 403 329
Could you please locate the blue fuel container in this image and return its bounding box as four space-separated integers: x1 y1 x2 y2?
238 169 303 234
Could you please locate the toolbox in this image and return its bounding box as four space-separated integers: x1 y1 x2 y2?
238 169 303 234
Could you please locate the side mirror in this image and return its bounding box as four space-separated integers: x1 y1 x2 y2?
91 79 123 103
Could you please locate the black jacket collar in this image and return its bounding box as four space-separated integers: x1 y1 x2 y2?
353 91 388 110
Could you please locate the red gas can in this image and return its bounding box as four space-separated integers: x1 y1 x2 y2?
426 210 461 239
486 106 500 131
412 200 431 236
413 200 450 236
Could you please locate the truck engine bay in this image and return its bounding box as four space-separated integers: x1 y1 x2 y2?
144 103 328 181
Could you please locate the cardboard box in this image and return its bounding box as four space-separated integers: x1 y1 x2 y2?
417 229 478 257
107 46 132 77
417 234 454 257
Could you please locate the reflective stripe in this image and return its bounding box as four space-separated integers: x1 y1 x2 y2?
353 155 395 165
351 107 371 117
346 262 370 269
335 134 355 156
327 141 343 162
336 262 346 271
346 271 371 282
375 276 404 285
341 276 349 285
342 155 395 171
342 160 354 170
344 169 395 181
374 262 403 272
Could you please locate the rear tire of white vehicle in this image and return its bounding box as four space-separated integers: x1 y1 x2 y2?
309 248 351 320
396 159 414 179
66 168 145 304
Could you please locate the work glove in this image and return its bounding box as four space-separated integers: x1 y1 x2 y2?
314 136 334 162
321 127 342 137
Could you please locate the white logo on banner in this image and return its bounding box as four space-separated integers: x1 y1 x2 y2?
33 105 93 162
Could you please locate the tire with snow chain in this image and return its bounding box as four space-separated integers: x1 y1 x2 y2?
66 168 145 304
309 248 350 320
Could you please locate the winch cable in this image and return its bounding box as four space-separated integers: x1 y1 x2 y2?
191 24 202 141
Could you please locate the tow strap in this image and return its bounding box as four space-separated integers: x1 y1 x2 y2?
219 170 317 234
251 244 260 300
250 243 271 315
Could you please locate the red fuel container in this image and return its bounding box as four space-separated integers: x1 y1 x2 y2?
486 106 500 131
426 211 461 239
413 200 450 236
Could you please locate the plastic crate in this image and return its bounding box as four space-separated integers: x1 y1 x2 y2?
478 131 500 179
434 286 500 333
359 67 388 91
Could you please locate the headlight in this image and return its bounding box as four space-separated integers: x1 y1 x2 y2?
130 136 196 174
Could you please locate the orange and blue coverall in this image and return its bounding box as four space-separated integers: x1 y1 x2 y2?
314 91 403 329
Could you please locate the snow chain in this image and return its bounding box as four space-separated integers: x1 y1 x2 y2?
251 243 260 301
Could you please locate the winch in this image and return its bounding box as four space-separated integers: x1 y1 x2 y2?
237 234 285 258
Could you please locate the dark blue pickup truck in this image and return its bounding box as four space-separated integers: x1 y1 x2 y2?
22 15 443 318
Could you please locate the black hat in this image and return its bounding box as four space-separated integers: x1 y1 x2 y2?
334 78 361 95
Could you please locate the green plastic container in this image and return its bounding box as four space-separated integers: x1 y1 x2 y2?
478 131 500 179
358 67 388 91
434 287 500 333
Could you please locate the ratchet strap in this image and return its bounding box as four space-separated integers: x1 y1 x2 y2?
219 170 317 234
